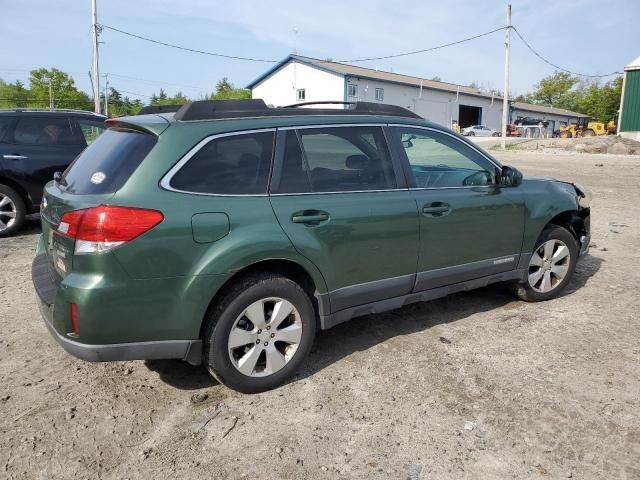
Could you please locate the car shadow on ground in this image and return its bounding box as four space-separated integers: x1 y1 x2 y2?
145 359 219 390
15 217 42 237
148 253 603 391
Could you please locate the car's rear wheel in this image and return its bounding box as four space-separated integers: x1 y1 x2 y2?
0 184 26 237
204 272 316 393
511 225 578 302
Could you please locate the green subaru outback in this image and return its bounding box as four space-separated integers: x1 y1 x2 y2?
32 100 591 393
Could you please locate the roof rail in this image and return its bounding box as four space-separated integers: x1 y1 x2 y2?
282 101 420 118
282 101 353 108
138 104 184 115
0 107 106 116
173 99 421 121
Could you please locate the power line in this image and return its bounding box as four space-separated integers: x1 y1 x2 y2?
100 24 279 63
100 22 507 64
114 88 152 98
107 73 210 92
512 26 622 78
334 27 506 62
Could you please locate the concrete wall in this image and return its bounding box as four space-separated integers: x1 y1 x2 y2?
251 62 584 133
252 61 344 108
345 76 502 129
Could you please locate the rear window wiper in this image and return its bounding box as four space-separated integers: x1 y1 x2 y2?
53 171 68 189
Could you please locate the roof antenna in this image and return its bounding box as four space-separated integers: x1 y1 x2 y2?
292 27 298 55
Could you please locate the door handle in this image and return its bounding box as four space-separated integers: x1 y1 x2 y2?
422 203 451 217
3 154 28 160
291 211 330 224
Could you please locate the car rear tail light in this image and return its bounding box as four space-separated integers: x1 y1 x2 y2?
70 303 80 336
58 205 164 254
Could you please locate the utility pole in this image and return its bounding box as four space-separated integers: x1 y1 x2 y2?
91 0 100 113
49 79 54 111
103 74 109 116
500 4 512 149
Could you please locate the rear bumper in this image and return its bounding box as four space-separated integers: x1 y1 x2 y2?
32 252 202 365
37 298 202 364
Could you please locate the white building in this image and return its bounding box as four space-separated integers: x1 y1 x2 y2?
248 55 589 132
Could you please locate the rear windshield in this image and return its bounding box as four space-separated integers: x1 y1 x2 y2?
61 128 156 194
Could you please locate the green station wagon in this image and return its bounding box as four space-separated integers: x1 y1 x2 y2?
32 100 591 393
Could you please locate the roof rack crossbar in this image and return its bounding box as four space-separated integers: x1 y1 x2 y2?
0 108 105 116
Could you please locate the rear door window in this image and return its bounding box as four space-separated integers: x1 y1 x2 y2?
0 117 15 142
76 119 106 146
275 126 396 194
169 131 275 195
12 117 77 146
61 128 157 194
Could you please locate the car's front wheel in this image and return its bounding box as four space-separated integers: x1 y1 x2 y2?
511 225 578 302
204 273 316 393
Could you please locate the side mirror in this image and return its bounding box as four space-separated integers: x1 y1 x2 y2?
463 170 493 186
500 165 523 187
53 171 63 183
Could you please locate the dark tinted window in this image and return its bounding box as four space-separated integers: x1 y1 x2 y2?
395 127 498 188
277 126 396 194
0 117 14 142
170 131 274 194
61 128 157 194
12 117 76 146
77 119 106 145
277 131 312 194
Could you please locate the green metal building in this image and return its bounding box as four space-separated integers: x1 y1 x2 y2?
619 56 640 141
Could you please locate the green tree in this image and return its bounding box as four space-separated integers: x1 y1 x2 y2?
529 72 579 110
29 68 91 109
0 79 31 108
512 93 533 103
574 77 622 122
519 71 622 122
210 77 251 100
148 88 190 106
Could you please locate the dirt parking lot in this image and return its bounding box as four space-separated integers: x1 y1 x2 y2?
1 151 639 479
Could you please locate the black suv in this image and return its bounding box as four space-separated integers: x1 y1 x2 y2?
0 109 106 236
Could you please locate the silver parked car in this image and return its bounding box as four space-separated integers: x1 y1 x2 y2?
462 125 500 137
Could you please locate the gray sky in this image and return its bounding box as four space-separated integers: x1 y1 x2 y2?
1 0 638 101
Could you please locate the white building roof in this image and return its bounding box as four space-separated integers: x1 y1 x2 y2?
625 56 640 71
248 55 589 118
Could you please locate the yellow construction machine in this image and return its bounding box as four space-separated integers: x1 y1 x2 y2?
558 117 616 138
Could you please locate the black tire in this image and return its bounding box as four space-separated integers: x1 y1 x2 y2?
511 225 579 302
582 129 595 137
559 130 572 139
492 132 500 137
0 184 26 238
203 272 316 393
468 131 475 136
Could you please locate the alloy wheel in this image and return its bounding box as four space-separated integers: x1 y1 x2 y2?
227 297 303 377
0 194 17 232
528 239 570 293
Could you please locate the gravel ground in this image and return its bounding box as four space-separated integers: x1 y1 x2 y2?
1 151 639 479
